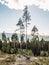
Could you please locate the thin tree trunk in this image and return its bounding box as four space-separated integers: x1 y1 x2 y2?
20 26 22 49
26 20 27 49
48 43 49 54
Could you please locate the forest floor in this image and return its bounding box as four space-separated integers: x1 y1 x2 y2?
0 52 49 65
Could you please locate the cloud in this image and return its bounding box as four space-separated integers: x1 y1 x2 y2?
0 0 49 11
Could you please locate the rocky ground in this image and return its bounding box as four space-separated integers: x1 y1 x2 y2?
0 54 49 65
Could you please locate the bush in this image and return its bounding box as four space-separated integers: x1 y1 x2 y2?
17 49 33 56
10 48 14 54
17 49 23 54
23 49 33 56
45 52 48 56
40 51 48 56
28 50 33 56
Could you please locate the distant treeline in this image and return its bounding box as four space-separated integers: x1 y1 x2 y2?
0 32 49 56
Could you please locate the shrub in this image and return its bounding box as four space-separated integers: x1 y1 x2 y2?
17 49 22 54
17 49 33 56
45 52 48 56
28 50 33 56
10 48 14 54
40 51 48 56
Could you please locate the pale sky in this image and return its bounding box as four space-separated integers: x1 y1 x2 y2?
0 0 49 35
